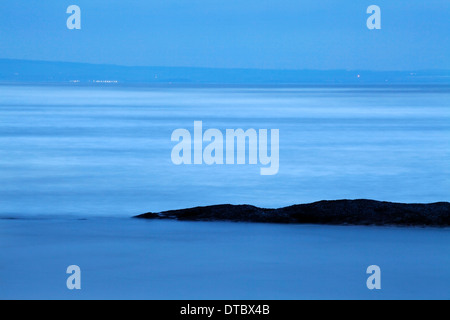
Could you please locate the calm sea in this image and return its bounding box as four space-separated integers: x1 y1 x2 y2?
0 84 449 217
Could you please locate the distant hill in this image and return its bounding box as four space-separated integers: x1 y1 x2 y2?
1 59 449 85
135 200 450 227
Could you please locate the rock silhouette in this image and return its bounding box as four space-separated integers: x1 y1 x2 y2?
135 199 450 227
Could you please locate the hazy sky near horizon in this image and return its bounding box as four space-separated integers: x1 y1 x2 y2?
0 1 448 70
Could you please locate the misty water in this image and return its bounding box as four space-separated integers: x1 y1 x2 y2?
0 84 449 217
0 84 449 299
1 218 449 299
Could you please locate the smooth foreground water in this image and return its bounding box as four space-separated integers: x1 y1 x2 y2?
0 84 449 217
1 218 449 300
0 84 449 299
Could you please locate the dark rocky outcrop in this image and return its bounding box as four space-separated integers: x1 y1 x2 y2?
135 200 450 227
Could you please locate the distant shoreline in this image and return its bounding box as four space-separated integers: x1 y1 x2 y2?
2 59 450 85
135 200 450 227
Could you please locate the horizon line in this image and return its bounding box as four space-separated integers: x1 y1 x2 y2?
2 58 450 73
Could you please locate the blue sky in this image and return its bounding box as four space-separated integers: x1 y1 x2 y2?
0 0 448 70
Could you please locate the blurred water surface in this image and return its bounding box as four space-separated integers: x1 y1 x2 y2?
0 84 449 217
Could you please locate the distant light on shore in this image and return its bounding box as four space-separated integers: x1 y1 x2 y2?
70 80 119 83
92 80 119 83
